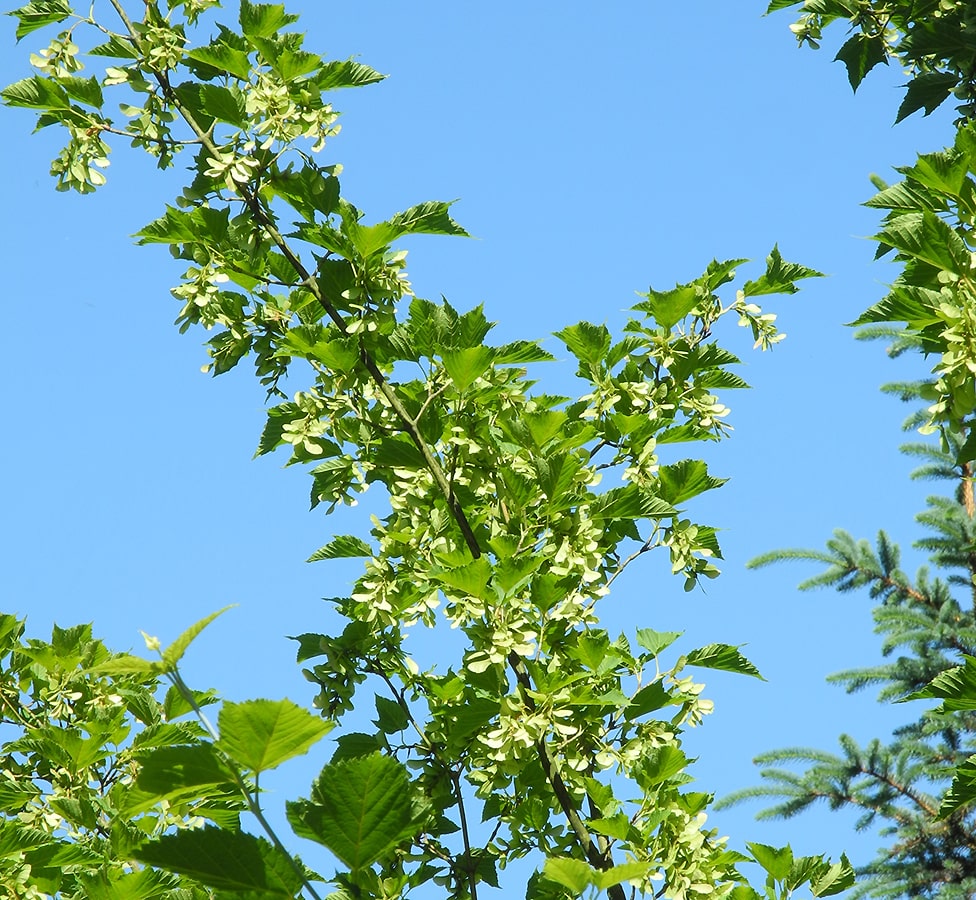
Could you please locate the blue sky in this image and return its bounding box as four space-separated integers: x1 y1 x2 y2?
0 0 964 887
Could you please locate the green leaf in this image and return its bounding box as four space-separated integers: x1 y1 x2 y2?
315 59 387 90
1 75 69 110
134 744 235 800
626 681 677 720
239 0 299 39
306 534 373 562
555 321 611 368
594 861 654 890
810 854 856 896
634 744 689 786
286 752 421 870
217 698 334 773
834 33 887 91
542 857 595 893
185 43 253 81
940 753 976 816
906 655 976 710
442 346 494 392
60 76 103 109
634 283 701 329
874 210 971 275
657 459 726 505
747 842 794 880
636 629 683 657
895 71 959 123
435 558 492 597
742 245 823 296
685 643 764 679
135 827 301 895
161 605 235 671
373 695 409 734
87 653 161 677
8 1 72 41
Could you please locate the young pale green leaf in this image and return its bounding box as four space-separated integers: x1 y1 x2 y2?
746 842 794 880
905 655 976 710
633 283 701 329
306 534 373 563
554 321 612 368
217 698 334 773
286 752 420 870
239 0 299 39
742 245 823 296
594 861 655 890
685 643 764 679
434 557 492 597
134 827 301 895
634 744 689 786
161 606 235 671
657 459 727 505
87 654 162 678
442 346 495 392
636 629 683 657
541 857 595 894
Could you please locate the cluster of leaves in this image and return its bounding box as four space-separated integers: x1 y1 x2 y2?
1 1 857 899
768 0 976 123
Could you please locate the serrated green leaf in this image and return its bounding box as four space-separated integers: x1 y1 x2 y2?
217 698 333 773
685 643 764 679
626 680 677 720
286 752 420 870
636 629 683 656
373 695 409 734
895 71 958 123
746 842 794 880
940 753 976 816
657 459 726 505
240 0 299 38
9 0 72 41
835 33 887 92
906 655 976 709
594 861 654 890
134 744 236 800
875 210 971 275
634 283 701 329
306 534 372 562
435 558 492 597
442 346 494 392
542 857 595 893
742 245 823 296
161 606 234 671
1 75 69 110
87 654 162 677
811 854 856 896
135 827 301 895
315 58 386 90
634 744 688 786
185 43 252 81
554 321 612 368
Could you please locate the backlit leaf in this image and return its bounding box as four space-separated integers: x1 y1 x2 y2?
217 698 334 773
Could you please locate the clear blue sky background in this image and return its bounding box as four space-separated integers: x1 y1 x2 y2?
0 0 965 888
